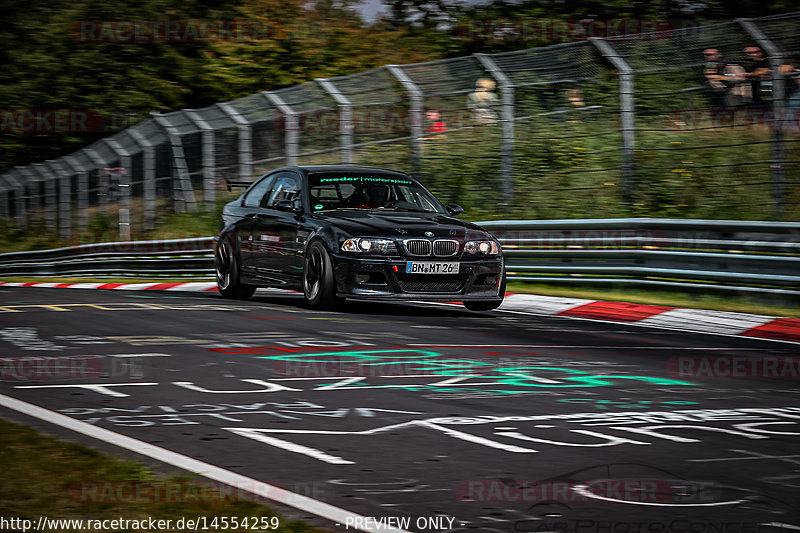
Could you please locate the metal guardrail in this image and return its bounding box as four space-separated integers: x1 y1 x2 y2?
478 218 800 296
0 238 214 278
0 219 799 296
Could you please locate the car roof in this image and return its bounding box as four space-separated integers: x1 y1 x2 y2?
270 165 414 179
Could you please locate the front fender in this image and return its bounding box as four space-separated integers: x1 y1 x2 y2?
303 223 351 256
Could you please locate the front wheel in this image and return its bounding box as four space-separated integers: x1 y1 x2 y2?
303 241 343 309
464 270 506 311
216 238 256 300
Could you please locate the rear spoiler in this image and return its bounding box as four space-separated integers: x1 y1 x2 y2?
225 180 252 192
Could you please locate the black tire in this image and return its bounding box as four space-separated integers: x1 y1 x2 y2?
215 238 256 300
464 270 506 312
303 241 342 309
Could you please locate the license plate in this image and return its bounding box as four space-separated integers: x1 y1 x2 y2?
405 262 460 274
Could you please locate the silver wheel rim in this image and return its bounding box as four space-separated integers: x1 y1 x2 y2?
216 242 232 290
304 247 323 300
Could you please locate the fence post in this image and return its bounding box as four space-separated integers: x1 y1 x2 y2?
591 38 635 204
152 114 198 214
127 128 156 231
184 110 217 213
103 138 133 240
217 102 254 183
63 154 90 233
316 78 353 164
46 160 72 241
18 166 44 227
387 65 423 177
6 170 26 231
264 92 299 166
32 163 59 233
0 175 13 223
83 148 111 216
739 18 786 214
0 175 10 220
475 53 515 203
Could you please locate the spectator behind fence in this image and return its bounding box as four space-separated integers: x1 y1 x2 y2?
702 48 744 108
467 78 499 124
565 88 586 122
743 45 772 108
780 59 800 111
426 110 447 134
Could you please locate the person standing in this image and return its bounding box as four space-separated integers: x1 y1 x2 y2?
743 45 772 109
702 48 741 109
467 78 500 125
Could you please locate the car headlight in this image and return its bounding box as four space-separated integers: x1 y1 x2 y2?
341 238 397 254
464 240 500 255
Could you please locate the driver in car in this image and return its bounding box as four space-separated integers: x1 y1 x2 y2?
346 184 391 209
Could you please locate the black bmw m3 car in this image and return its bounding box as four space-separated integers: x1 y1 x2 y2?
214 165 505 310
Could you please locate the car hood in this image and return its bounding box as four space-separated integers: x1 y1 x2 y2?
312 210 490 239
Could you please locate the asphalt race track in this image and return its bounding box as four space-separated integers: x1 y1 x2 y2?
1 287 800 533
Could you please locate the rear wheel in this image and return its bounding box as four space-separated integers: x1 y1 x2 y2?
464 270 506 311
303 242 343 309
216 239 256 300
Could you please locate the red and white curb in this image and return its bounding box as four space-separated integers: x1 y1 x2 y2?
501 294 800 344
2 281 799 344
0 281 221 292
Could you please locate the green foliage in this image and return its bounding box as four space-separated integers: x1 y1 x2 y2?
3 0 800 233
0 418 323 532
0 0 442 174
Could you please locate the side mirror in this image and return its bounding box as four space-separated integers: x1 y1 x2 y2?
445 204 464 216
275 200 302 214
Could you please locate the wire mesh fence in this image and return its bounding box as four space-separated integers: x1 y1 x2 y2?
2 13 800 242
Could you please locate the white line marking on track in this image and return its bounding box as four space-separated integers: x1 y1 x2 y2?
105 353 172 358
14 383 157 398
571 483 746 507
225 428 355 465
689 454 800 463
760 523 800 531
0 393 410 533
407 344 769 350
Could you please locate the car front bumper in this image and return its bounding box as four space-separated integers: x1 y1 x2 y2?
331 255 504 301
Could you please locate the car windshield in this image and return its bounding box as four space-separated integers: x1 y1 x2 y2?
307 173 446 213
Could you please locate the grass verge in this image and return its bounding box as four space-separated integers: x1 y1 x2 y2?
0 417 323 533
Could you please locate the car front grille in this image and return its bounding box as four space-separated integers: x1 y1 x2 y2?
433 239 459 256
396 274 467 293
404 239 432 256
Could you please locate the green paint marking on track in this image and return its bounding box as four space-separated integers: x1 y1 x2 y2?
254 348 696 392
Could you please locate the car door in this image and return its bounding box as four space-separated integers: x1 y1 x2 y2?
238 174 276 274
250 171 304 283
